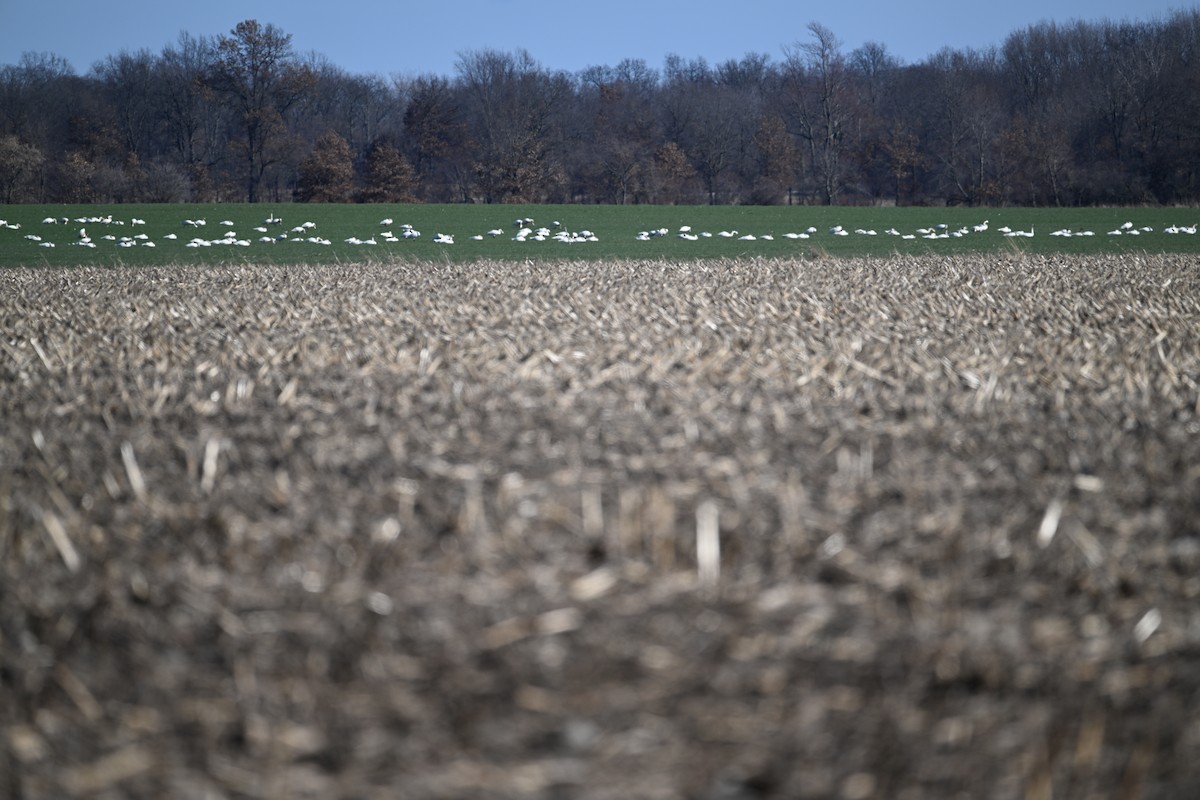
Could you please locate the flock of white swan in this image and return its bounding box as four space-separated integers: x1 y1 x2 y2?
2 213 1196 252
639 219 1197 241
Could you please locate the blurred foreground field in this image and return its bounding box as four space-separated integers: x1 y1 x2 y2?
3 254 1199 798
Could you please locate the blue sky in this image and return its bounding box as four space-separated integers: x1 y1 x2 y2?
1 1 1194 78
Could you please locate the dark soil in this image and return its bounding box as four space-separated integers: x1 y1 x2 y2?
3 256 1199 799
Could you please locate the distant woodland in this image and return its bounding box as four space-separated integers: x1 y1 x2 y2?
3 14 1200 206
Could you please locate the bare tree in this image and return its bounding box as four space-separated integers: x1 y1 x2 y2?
678 84 755 204
783 23 855 204
297 59 402 165
0 52 76 145
94 50 159 159
914 48 1009 205
156 32 223 197
207 20 315 201
580 69 661 203
456 49 569 202
402 75 472 201
879 125 924 204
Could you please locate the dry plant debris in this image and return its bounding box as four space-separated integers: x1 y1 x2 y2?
2 254 1200 799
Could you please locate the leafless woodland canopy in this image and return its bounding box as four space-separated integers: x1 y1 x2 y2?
3 12 1200 206
2 254 1199 797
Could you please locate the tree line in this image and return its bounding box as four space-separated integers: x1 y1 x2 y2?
2 13 1199 207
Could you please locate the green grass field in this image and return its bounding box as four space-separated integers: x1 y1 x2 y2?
2 203 1198 267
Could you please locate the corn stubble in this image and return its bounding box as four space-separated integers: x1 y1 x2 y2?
3 254 1199 798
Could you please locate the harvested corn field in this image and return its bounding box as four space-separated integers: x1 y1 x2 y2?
3 254 1200 799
